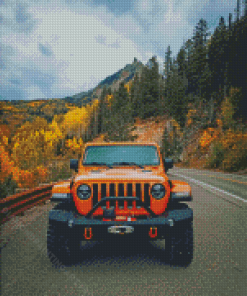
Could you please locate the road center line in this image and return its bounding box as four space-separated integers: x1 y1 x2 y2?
170 172 247 203
206 175 247 185
174 168 247 181
189 173 247 185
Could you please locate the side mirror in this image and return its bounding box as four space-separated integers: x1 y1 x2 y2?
70 159 78 172
164 158 173 172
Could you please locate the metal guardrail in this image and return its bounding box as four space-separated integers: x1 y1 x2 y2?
0 184 54 224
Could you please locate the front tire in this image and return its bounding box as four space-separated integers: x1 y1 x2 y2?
165 220 193 266
47 221 81 267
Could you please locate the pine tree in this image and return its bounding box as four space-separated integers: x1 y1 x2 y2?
208 17 229 99
164 46 172 80
184 39 194 95
229 13 233 30
177 47 187 78
176 46 189 98
105 82 136 141
97 86 108 134
130 74 142 118
165 63 188 127
161 128 172 158
236 0 240 21
163 47 188 127
163 52 175 116
191 19 210 98
228 16 247 120
84 103 98 142
138 64 150 119
146 56 161 118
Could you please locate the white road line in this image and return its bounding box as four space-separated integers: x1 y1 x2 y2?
173 167 247 180
170 172 247 203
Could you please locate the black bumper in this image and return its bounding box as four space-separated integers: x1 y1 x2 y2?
48 203 193 241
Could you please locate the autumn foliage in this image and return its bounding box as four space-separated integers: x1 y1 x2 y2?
199 128 220 151
0 100 101 196
1 67 247 199
196 89 247 171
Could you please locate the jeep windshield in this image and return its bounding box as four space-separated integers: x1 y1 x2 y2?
83 145 160 167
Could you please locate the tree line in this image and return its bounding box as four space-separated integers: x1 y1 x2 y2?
94 14 247 141
1 11 247 197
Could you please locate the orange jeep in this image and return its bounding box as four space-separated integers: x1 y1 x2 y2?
47 142 193 266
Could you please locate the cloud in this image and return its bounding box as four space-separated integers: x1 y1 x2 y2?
0 84 26 101
84 0 133 15
126 0 194 57
38 43 53 56
33 7 141 94
26 85 47 99
95 35 107 45
0 0 237 100
0 1 144 99
108 40 120 49
95 34 120 49
20 66 55 95
0 0 37 33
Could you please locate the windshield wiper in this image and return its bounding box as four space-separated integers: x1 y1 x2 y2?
83 162 112 168
112 162 144 169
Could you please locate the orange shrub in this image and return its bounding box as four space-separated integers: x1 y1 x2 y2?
17 170 34 188
221 129 247 150
186 109 197 127
220 130 247 171
205 128 247 171
32 166 49 186
0 144 49 189
199 128 220 151
0 145 15 182
65 137 84 156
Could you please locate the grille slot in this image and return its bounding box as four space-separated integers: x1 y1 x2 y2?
110 184 115 196
93 184 98 206
144 183 150 206
119 183 124 196
118 200 124 208
136 184 141 199
92 183 151 210
101 184 106 198
127 183 132 196
127 200 133 208
136 184 141 207
109 199 115 207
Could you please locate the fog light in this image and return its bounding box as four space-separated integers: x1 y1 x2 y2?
168 219 174 227
68 219 74 228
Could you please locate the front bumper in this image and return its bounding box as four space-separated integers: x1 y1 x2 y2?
49 205 193 241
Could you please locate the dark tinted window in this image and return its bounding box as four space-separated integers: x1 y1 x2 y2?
83 145 159 166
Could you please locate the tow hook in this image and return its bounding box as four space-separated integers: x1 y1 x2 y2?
149 226 157 238
84 227 93 240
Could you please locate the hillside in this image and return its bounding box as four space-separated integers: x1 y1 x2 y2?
62 58 144 105
92 116 168 146
0 58 145 130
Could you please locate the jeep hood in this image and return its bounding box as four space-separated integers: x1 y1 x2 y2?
74 168 166 183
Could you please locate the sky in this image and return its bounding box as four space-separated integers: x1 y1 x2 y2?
0 0 238 101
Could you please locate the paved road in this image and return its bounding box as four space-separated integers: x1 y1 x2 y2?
171 167 247 204
2 168 247 295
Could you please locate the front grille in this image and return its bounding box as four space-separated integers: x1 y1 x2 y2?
92 183 150 209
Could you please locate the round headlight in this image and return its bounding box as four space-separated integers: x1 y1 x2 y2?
151 184 166 199
77 184 91 200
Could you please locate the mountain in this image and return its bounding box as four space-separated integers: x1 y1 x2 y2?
0 58 145 126
62 58 144 106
